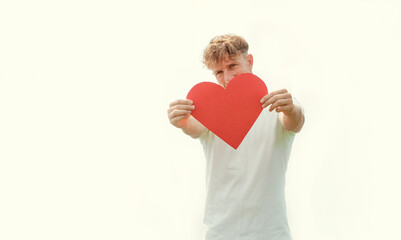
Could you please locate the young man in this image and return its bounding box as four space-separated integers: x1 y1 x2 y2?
167 34 304 240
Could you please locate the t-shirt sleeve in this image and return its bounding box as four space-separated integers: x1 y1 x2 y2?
198 129 210 145
278 97 304 136
293 97 305 116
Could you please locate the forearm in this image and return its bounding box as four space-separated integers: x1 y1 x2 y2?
181 116 207 139
280 103 304 133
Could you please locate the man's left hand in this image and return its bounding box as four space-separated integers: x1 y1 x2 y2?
260 89 294 115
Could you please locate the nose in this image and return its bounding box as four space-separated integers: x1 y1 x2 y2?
223 71 234 86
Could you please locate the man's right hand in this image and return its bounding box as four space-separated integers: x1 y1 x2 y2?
167 99 195 129
167 99 207 139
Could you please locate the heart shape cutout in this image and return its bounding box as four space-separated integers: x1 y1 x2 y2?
186 73 268 149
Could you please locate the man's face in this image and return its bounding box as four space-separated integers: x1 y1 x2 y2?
211 53 253 88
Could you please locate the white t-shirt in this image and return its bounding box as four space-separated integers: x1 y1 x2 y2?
199 108 297 240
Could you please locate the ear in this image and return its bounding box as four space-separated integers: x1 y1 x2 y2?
246 54 254 72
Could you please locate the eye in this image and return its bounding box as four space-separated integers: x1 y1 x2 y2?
214 71 223 76
230 64 237 68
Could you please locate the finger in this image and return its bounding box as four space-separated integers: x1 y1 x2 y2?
268 102 287 112
263 93 292 108
167 104 195 114
171 115 189 125
169 109 192 120
261 89 288 103
274 89 288 94
260 89 289 105
266 88 288 100
276 104 292 113
267 98 292 111
260 93 272 104
169 99 193 107
168 109 191 120
175 104 195 110
168 102 195 114
262 93 287 108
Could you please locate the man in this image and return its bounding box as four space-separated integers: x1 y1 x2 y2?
167 34 304 240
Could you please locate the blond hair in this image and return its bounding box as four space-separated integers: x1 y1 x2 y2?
202 34 249 69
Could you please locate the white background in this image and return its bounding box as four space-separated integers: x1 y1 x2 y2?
1 0 400 239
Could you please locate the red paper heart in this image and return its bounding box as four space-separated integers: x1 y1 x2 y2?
186 73 268 149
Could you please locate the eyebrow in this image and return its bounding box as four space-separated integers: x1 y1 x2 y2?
213 60 239 75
